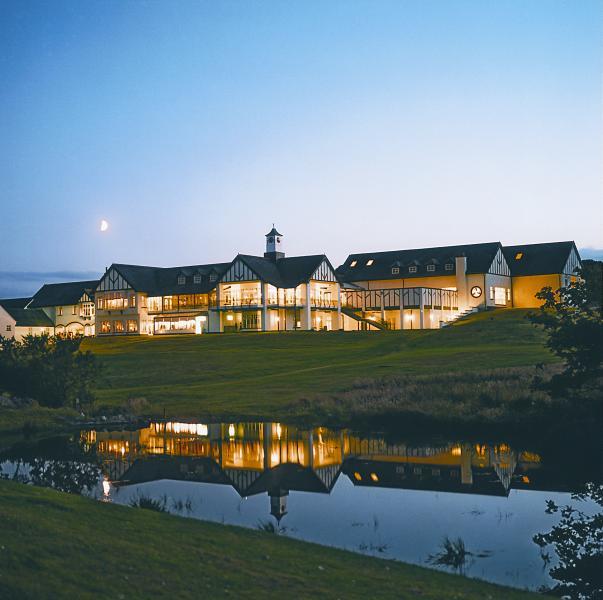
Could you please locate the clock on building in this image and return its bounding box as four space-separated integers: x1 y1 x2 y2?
470 286 482 298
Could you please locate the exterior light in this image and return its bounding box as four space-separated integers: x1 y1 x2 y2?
276 423 282 439
226 314 234 321
228 424 235 437
522 475 530 484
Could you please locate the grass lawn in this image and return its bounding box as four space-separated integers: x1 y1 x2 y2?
84 308 552 418
0 480 538 599
0 309 553 433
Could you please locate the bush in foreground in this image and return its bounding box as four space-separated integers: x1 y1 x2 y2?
0 334 100 409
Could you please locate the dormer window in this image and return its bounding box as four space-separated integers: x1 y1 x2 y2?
194 274 202 284
209 274 217 282
427 265 435 272
409 266 417 273
445 263 453 271
515 252 523 260
177 275 185 285
350 260 357 267
366 259 374 266
391 267 400 275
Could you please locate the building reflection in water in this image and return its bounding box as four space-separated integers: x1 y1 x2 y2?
81 422 546 521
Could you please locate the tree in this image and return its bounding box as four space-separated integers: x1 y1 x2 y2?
534 483 603 599
529 280 603 397
0 334 100 409
581 260 603 313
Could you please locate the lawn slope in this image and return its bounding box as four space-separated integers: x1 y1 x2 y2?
82 309 552 418
0 481 538 600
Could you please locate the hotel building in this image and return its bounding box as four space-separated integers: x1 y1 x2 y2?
2 229 583 337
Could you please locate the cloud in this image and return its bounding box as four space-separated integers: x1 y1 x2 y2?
0 271 101 299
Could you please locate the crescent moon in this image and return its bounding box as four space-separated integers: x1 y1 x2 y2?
100 219 109 232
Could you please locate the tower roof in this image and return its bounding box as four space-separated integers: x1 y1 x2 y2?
265 226 283 237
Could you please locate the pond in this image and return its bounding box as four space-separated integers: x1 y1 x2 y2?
1 420 600 592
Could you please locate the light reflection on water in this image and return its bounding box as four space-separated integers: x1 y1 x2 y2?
1 420 598 591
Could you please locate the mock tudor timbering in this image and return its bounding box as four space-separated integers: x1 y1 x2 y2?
2 230 583 337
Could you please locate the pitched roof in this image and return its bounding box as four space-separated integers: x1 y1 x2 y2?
502 241 579 276
108 262 231 295
338 242 503 282
265 226 283 237
0 299 53 327
236 254 332 288
0 297 31 309
29 280 98 308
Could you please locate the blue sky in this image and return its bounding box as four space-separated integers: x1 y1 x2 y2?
1 0 601 282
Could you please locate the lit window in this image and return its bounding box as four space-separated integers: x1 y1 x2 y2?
445 263 453 271
127 320 138 333
366 259 374 266
177 275 185 285
515 252 523 260
130 295 136 308
72 305 77 315
409 266 417 273
57 307 63 316
350 260 357 267
506 289 511 301
194 274 202 284
489 287 495 300
391 267 400 275
427 265 435 272
101 321 111 333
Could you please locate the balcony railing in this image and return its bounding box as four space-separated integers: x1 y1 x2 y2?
342 287 459 311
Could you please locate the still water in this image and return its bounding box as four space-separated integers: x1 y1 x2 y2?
1 420 599 591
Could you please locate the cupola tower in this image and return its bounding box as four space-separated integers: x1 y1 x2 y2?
264 225 285 261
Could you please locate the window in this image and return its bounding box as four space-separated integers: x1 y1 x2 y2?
126 320 138 333
130 294 136 308
72 305 77 315
57 307 63 316
494 287 507 306
489 287 495 300
147 297 162 312
209 274 217 282
445 263 453 271
409 266 417 273
427 265 435 272
391 267 400 275
350 260 357 267
194 274 202 284
6 325 11 332
515 252 523 260
177 275 185 285
101 321 111 333
113 321 125 333
366 259 374 266
506 289 511 302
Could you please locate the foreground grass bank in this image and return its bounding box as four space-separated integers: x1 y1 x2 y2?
0 481 537 599
86 309 551 418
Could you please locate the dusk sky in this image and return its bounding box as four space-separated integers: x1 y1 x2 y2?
1 0 601 288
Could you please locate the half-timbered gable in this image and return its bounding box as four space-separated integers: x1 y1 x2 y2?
221 257 262 283
311 258 338 282
563 245 581 275
488 247 511 276
97 267 132 292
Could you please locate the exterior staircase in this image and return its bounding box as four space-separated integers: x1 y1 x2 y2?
440 307 479 328
341 307 390 330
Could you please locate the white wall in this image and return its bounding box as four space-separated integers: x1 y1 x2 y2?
0 306 16 339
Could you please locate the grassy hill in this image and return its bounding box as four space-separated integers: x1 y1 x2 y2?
81 308 552 418
0 480 538 600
